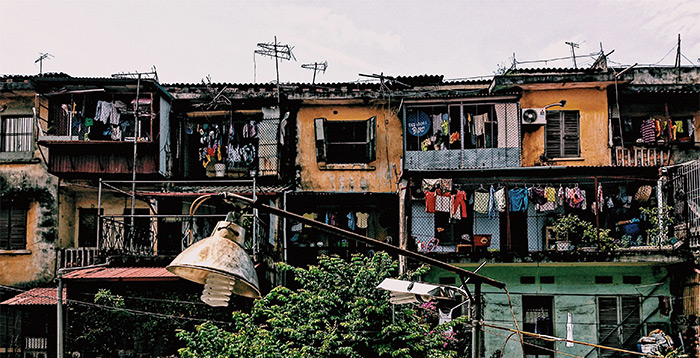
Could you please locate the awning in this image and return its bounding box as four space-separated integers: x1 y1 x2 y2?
1 288 66 306
62 267 179 282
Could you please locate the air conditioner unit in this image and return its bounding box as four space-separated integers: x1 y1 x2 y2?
521 108 546 125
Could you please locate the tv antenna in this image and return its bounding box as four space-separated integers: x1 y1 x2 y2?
254 36 295 104
35 53 54 76
112 66 159 82
301 61 328 84
565 41 580 69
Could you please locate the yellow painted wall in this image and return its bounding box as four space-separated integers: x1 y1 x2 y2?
296 102 403 192
58 186 151 248
0 165 58 285
520 87 610 167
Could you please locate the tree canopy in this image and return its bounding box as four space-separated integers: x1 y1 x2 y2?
177 252 468 358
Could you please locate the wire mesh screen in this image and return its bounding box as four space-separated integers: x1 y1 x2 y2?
404 102 521 170
257 118 280 176
409 177 668 255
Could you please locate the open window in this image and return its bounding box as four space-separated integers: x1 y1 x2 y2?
545 110 580 158
314 116 376 164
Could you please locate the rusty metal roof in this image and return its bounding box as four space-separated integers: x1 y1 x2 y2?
62 267 178 281
1 288 66 306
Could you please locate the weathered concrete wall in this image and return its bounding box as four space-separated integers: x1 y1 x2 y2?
425 263 671 358
58 185 151 248
296 101 403 193
0 165 58 285
521 87 610 167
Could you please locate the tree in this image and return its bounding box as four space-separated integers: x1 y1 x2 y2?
177 252 466 358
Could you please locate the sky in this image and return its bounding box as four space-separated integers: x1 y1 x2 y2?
1 0 700 85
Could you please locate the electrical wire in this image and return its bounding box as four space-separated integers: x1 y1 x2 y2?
483 326 583 358
504 287 526 354
0 284 234 326
483 322 657 357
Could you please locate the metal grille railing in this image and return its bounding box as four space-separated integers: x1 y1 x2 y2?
100 216 157 255
59 247 98 269
257 118 280 177
409 178 672 256
670 159 700 248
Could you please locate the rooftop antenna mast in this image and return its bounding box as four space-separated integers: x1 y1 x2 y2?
565 41 580 69
35 53 54 76
254 36 296 105
301 61 328 84
110 68 158 252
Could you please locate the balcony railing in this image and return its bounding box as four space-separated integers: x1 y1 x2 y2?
613 146 672 167
405 148 521 170
100 216 157 255
58 247 98 269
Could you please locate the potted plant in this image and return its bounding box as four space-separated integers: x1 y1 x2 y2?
552 214 616 251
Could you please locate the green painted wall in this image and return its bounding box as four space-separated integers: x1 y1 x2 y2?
424 263 671 358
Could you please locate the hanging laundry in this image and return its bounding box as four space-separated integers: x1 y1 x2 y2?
95 101 112 124
421 138 431 151
435 190 452 213
356 212 369 229
557 186 566 206
451 190 467 219
431 114 442 135
509 188 529 212
450 131 460 144
488 185 497 218
425 191 436 213
494 188 506 212
439 179 452 191
641 119 656 143
474 189 490 214
597 185 604 213
441 113 449 136
545 187 557 203
473 113 487 136
566 312 574 347
347 212 356 230
528 187 547 206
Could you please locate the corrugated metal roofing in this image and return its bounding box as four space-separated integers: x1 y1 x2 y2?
1 288 66 306
62 267 178 281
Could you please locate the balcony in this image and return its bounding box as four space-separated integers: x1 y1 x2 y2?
612 146 672 167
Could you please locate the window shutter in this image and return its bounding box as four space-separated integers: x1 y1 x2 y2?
620 296 641 348
366 116 376 162
0 201 8 249
9 201 26 250
314 117 327 162
562 111 580 157
598 297 620 357
545 111 562 158
0 199 26 250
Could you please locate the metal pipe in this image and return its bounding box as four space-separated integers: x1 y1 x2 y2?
97 179 102 251
222 192 506 288
130 74 141 252
56 271 63 358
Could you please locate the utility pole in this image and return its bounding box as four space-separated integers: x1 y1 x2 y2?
111 69 158 251
301 61 328 84
565 41 580 69
254 36 296 106
35 53 53 76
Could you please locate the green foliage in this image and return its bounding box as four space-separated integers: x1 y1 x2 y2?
67 288 233 358
552 214 616 250
641 205 675 245
177 252 464 358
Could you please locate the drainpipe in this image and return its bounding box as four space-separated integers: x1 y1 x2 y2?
398 178 409 275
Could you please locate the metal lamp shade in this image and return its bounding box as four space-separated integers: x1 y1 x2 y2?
166 221 261 299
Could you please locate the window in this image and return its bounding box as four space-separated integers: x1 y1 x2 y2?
1 116 32 152
0 199 27 250
545 110 580 158
598 296 641 357
314 116 376 164
522 296 553 358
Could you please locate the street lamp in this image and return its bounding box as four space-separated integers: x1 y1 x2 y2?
167 192 504 308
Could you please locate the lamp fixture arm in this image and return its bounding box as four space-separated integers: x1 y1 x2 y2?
220 192 505 289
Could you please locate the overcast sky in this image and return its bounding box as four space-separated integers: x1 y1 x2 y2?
2 0 699 84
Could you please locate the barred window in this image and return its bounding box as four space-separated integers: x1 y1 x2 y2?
1 116 32 152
